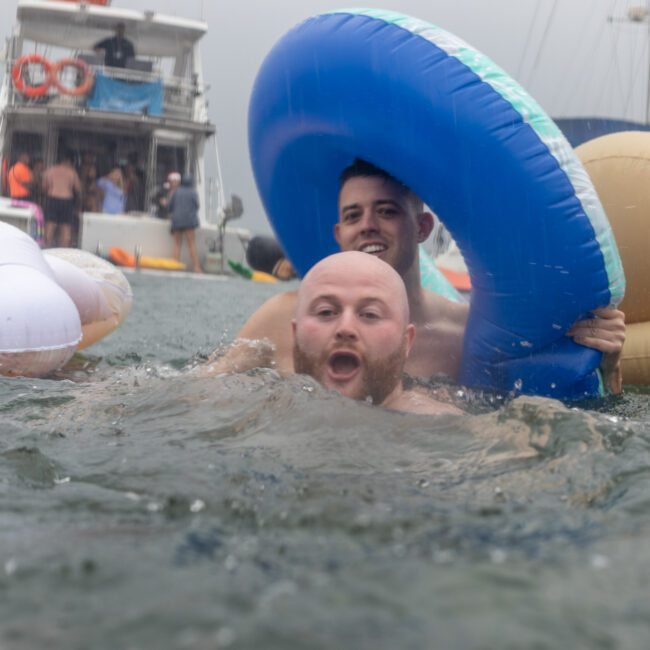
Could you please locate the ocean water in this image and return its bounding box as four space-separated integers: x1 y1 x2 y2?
2 272 650 650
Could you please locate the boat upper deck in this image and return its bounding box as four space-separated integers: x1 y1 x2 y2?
3 0 213 129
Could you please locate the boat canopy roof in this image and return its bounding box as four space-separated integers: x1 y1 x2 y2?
16 0 208 57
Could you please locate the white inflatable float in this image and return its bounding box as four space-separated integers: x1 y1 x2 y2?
0 222 133 377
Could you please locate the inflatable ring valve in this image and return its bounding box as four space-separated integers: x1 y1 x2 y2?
11 54 53 98
248 9 625 399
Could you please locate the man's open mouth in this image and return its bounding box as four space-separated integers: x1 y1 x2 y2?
359 243 387 255
327 351 362 379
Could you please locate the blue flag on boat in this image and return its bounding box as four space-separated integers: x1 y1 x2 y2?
88 73 163 116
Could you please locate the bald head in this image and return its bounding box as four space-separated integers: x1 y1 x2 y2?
296 251 410 324
293 252 415 404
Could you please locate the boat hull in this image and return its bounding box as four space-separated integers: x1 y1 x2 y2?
79 212 250 273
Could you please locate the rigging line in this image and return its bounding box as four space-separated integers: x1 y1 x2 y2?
623 21 647 121
515 0 542 82
523 0 560 89
621 19 643 119
596 13 628 119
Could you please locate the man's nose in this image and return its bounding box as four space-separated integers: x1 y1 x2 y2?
335 311 358 341
358 210 379 234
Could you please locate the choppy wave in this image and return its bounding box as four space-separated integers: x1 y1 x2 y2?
2 275 650 649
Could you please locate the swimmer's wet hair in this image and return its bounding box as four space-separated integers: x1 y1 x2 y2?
339 158 424 212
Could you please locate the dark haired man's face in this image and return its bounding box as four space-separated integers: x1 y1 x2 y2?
335 176 424 276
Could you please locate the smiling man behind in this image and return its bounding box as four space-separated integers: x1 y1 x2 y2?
203 159 625 393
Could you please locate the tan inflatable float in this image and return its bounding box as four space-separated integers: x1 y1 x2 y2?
577 131 650 384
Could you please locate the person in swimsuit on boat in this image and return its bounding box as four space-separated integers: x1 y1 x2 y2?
42 151 82 248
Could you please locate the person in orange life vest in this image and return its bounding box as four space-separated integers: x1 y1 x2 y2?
8 152 33 200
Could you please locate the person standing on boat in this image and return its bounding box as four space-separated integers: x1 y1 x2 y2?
93 22 135 69
8 152 33 201
97 168 126 215
80 163 102 213
168 174 202 273
42 151 82 248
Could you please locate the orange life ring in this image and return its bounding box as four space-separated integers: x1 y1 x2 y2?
51 58 94 96
11 54 53 98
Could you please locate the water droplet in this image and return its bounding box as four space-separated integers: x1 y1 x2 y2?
215 627 236 648
190 499 205 513
590 554 610 570
5 558 17 576
490 548 507 564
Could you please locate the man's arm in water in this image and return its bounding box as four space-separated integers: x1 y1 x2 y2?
197 291 297 376
383 389 463 415
567 307 626 395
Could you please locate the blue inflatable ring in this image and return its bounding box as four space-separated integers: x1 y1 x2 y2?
249 9 625 400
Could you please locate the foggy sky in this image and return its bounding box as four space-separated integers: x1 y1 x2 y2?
1 0 647 234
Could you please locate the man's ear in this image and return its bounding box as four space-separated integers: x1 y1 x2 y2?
416 212 435 243
404 323 416 357
333 222 341 246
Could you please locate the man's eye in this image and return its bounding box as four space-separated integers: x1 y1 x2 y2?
316 308 336 318
377 208 398 217
360 310 381 320
342 212 359 223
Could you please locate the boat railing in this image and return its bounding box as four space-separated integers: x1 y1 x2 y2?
7 57 204 122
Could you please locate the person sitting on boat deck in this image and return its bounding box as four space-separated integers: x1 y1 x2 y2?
151 180 171 219
8 152 33 201
203 159 626 394
169 174 202 273
42 151 82 248
97 167 126 215
246 235 297 281
93 22 135 69
293 251 461 414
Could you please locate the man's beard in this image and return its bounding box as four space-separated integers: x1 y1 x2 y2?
293 342 406 405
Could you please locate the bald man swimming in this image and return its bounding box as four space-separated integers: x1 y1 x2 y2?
292 251 460 415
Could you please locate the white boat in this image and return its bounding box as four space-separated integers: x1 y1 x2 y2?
0 0 250 274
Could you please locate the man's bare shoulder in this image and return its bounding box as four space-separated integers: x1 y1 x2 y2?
384 389 463 415
238 290 298 340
